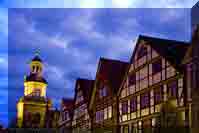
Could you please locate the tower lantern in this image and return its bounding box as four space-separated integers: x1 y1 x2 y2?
30 50 43 76
17 51 51 128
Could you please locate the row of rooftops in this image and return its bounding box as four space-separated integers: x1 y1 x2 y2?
60 25 199 113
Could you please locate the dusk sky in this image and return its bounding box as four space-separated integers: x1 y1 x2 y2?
0 0 198 128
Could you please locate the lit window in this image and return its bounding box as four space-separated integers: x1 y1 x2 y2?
152 59 162 74
108 106 112 118
168 80 177 98
33 89 40 97
104 108 108 120
123 125 129 133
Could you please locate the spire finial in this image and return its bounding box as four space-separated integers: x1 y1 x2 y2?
35 49 40 57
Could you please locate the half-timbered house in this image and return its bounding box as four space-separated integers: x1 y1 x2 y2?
117 35 190 133
89 58 128 133
72 78 94 133
59 98 74 133
183 4 199 132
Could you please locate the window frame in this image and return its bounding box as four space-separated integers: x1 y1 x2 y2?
167 80 178 99
154 86 163 105
130 97 137 112
152 59 162 74
122 101 128 114
140 92 150 109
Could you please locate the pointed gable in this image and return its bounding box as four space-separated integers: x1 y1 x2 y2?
118 35 190 97
61 98 74 119
130 35 189 70
97 58 129 94
89 58 129 110
74 78 94 105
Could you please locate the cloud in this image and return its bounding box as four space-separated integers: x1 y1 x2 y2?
0 8 7 37
78 0 105 8
111 0 136 8
7 0 198 8
0 55 8 69
111 0 198 8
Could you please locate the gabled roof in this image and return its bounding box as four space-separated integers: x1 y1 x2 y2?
130 35 190 70
97 57 129 94
118 35 190 96
89 58 129 110
74 78 94 102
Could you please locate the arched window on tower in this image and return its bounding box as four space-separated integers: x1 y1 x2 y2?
32 66 35 73
36 66 39 73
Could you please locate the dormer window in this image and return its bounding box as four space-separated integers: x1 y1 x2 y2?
137 46 147 59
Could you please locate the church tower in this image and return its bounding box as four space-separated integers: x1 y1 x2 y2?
17 51 52 128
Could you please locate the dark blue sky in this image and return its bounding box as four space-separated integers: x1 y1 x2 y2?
0 4 197 127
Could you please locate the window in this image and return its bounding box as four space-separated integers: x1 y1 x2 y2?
141 92 150 109
76 91 83 104
108 106 112 118
99 86 107 98
168 80 177 98
96 110 104 122
104 108 108 120
152 59 162 74
36 66 39 72
96 111 100 122
137 47 147 59
32 66 35 72
33 89 40 97
130 97 137 112
129 73 136 85
122 101 128 114
154 86 163 104
65 111 70 121
123 125 129 133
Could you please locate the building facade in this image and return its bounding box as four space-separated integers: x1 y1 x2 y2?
72 78 94 133
118 35 189 133
89 58 128 133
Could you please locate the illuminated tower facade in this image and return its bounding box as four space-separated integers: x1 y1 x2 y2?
17 52 52 128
